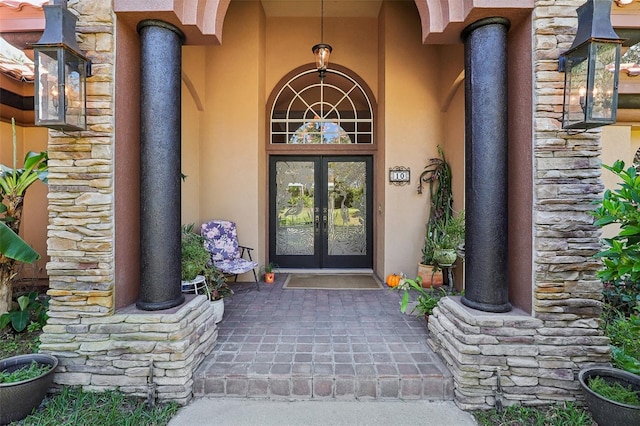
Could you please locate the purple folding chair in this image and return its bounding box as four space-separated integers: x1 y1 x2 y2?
201 220 260 291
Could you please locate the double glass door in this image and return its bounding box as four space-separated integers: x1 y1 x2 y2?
269 156 373 269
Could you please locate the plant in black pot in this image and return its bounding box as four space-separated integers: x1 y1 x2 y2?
0 353 58 424
580 160 640 426
578 367 640 426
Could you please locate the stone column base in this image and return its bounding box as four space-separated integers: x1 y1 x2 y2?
40 295 216 405
428 297 610 410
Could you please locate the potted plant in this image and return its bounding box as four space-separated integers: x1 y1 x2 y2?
433 210 465 267
181 224 210 283
578 367 640 426
181 224 233 322
417 146 452 287
204 265 232 323
579 159 640 425
0 353 58 424
261 262 279 284
395 275 446 324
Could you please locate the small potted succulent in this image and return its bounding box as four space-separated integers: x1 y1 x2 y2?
261 262 279 284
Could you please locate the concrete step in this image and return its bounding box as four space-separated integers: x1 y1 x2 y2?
193 368 453 400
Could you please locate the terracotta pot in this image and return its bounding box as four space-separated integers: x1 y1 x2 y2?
265 272 275 284
417 264 443 288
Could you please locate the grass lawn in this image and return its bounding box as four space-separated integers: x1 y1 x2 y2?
473 402 595 426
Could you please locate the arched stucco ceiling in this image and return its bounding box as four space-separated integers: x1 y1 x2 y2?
416 0 533 43
114 0 534 45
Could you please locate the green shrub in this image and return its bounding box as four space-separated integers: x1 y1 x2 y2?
0 291 48 333
606 313 640 373
588 375 640 406
181 225 210 282
592 160 640 316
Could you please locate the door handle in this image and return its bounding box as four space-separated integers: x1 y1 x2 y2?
322 207 328 233
315 215 320 233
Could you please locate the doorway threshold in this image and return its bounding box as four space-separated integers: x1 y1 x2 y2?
279 268 374 275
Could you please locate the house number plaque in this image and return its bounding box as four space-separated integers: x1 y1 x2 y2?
389 166 410 186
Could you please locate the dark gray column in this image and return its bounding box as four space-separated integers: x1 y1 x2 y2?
460 17 512 313
136 20 185 310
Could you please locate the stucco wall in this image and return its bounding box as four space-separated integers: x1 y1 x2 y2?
381 1 448 279
114 19 141 308
179 0 451 280
200 1 264 265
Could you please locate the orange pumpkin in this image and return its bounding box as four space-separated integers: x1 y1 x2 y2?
386 274 401 287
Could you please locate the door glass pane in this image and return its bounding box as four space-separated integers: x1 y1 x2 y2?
327 161 367 255
275 161 315 255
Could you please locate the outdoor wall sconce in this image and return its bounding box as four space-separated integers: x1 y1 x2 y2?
33 0 90 131
312 0 332 81
559 0 624 130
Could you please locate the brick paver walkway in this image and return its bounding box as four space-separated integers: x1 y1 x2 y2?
193 274 453 400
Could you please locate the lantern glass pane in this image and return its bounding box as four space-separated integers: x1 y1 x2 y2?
563 49 588 128
589 42 618 122
35 48 61 124
64 50 86 130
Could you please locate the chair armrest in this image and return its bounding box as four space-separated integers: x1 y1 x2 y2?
238 245 255 261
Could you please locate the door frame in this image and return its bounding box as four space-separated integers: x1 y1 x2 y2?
268 155 374 270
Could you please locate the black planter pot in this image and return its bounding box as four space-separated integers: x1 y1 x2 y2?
578 367 640 426
0 353 58 425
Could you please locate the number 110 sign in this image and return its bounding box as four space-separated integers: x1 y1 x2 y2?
389 166 410 186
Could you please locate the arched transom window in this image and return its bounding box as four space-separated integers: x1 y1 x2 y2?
270 69 373 144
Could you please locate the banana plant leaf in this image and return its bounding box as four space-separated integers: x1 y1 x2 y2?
0 221 40 263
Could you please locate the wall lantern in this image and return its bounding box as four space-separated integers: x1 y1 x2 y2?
311 0 332 81
559 0 624 130
33 0 90 131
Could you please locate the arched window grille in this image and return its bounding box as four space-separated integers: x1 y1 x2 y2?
270 69 373 144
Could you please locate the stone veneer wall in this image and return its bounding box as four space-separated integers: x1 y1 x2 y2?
38 0 216 404
42 296 217 404
428 0 610 410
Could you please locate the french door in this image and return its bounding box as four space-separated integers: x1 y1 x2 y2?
269 156 373 269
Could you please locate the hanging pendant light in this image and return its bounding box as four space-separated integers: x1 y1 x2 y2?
312 0 332 81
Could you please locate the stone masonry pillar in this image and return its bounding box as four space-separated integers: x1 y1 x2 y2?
460 17 512 313
137 20 185 310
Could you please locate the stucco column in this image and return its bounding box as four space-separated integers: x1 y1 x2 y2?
136 20 185 310
460 17 512 313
